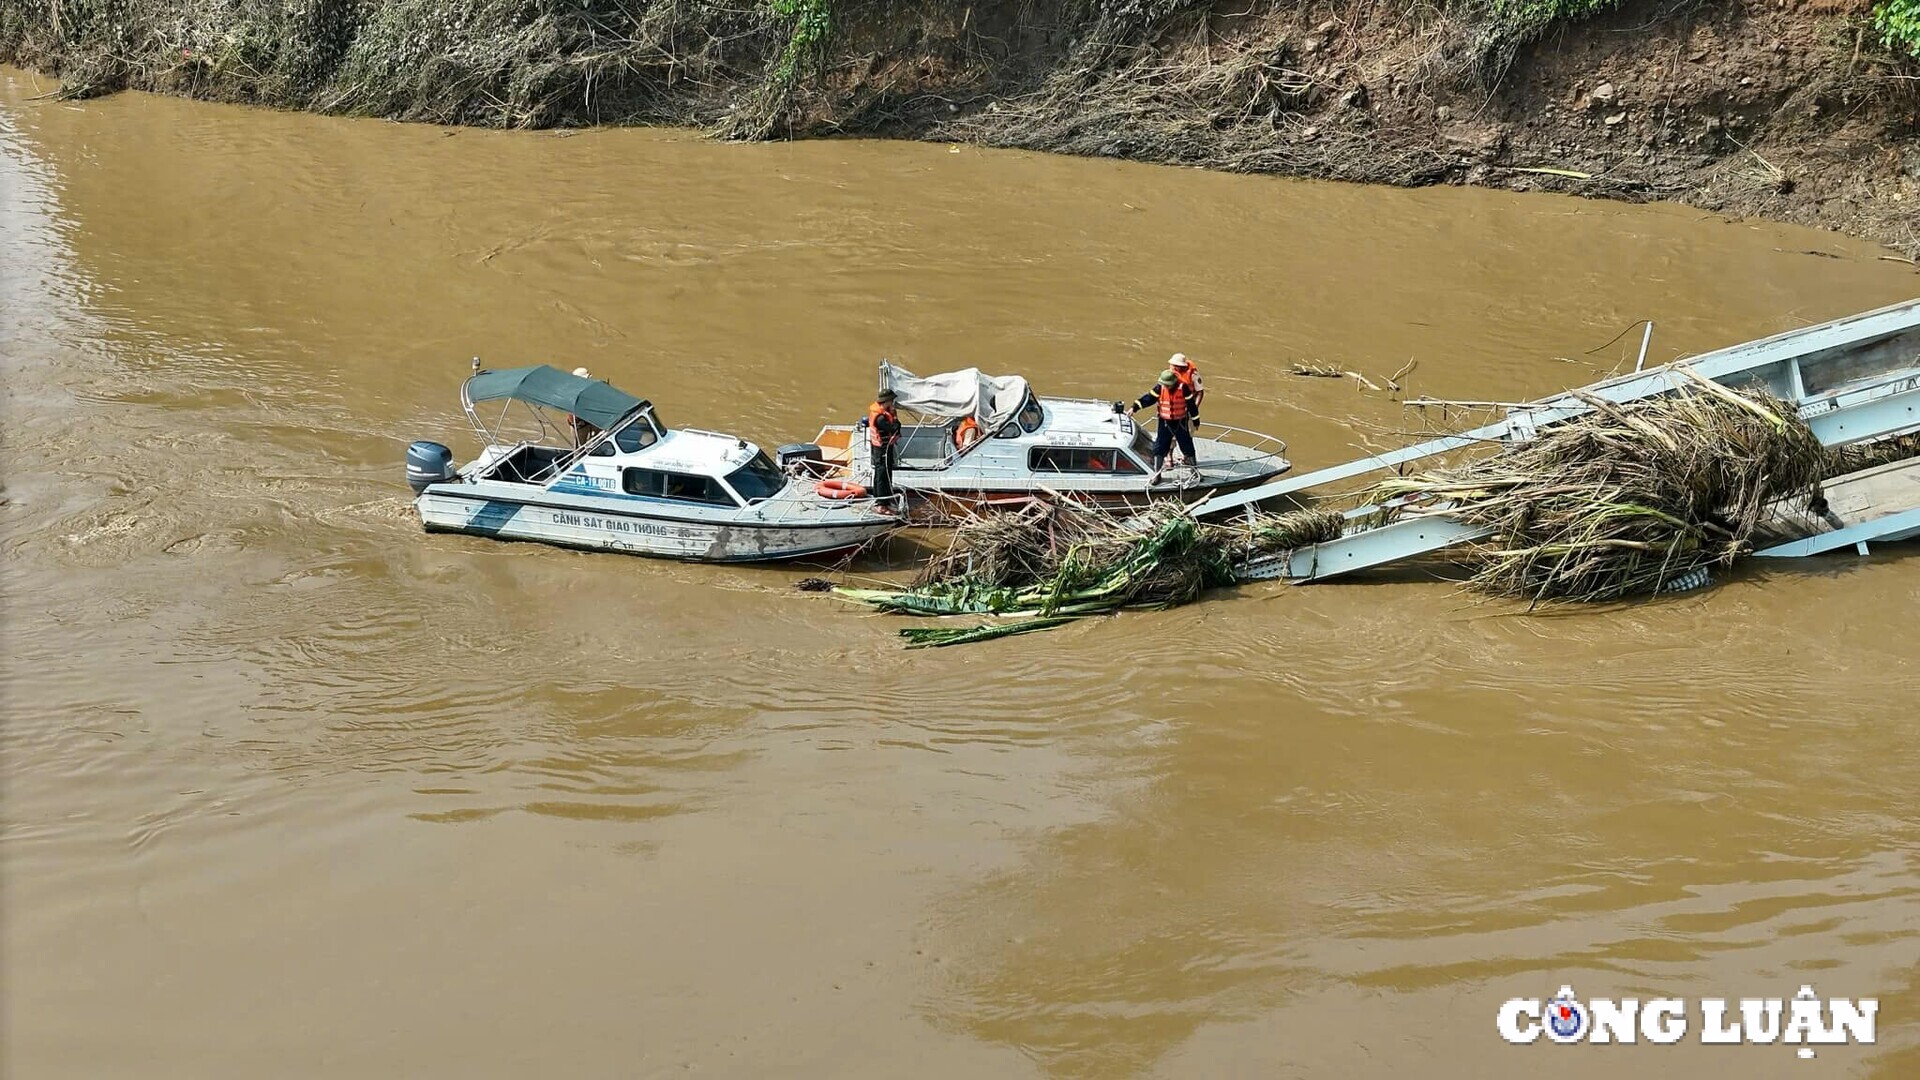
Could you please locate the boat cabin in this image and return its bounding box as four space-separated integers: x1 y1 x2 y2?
412 362 902 561
556 415 793 511
810 362 1290 513
459 365 791 512
816 365 1159 477
880 392 1156 477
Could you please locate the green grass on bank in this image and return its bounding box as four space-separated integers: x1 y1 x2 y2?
1879 0 1920 59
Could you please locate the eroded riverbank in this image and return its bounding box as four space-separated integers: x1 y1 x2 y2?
3 1 1919 258
4 74 1920 1078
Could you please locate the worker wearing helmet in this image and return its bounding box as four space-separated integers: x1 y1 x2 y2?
568 366 600 448
867 389 902 498
1168 353 1205 419
1125 371 1197 485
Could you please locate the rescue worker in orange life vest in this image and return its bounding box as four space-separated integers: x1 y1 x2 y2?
867 389 902 499
1168 353 1204 419
567 366 601 448
1124 370 1196 485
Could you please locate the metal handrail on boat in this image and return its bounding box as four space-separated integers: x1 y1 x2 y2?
755 477 905 522
822 421 1289 481
1189 420 1290 461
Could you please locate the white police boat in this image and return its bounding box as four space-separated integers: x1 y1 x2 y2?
805 363 1291 521
406 363 902 562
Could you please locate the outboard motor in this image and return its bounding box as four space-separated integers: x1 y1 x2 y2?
776 442 826 477
406 441 456 495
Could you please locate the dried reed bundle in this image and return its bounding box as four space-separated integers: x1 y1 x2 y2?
1830 432 1920 476
1371 377 1830 603
840 502 1344 647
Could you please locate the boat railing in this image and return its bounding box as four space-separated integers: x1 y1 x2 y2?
460 440 533 481
462 378 570 450
1191 420 1290 461
815 413 1290 480
755 477 906 523
816 441 1286 484
459 379 626 486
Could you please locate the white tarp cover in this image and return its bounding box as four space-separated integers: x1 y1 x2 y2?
879 362 1030 427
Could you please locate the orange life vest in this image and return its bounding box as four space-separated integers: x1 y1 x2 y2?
1173 363 1201 397
954 417 981 449
1157 384 1188 421
867 402 898 447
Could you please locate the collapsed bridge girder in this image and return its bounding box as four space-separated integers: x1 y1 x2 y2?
1216 298 1920 583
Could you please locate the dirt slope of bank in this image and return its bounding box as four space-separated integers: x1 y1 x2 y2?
5 0 1917 257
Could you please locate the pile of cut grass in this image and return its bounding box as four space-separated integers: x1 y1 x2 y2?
1370 373 1831 603
1830 431 1920 476
837 501 1343 647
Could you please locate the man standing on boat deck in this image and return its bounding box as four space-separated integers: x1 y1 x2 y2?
1169 353 1205 420
868 389 902 499
1128 371 1197 486
568 366 601 448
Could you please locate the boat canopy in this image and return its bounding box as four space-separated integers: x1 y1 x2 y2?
466 365 646 431
880 362 1030 428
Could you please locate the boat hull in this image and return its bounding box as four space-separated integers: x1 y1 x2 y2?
894 482 1277 524
812 409 1292 524
885 455 1294 523
416 487 895 562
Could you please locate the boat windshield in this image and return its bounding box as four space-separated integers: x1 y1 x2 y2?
726 451 788 503
1017 392 1045 434
613 413 664 453
1131 420 1155 461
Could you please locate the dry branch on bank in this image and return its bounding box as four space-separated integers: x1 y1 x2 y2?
3 0 783 127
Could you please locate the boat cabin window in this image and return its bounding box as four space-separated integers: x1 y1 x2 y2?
725 452 788 503
1130 422 1155 462
1017 394 1045 434
621 467 740 507
613 414 664 454
1029 447 1145 474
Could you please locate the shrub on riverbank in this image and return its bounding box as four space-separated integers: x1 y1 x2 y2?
1879 0 1920 59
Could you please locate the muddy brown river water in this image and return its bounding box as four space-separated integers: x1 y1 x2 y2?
4 68 1920 1079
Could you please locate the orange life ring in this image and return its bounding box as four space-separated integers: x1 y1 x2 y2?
815 478 868 500
954 418 981 450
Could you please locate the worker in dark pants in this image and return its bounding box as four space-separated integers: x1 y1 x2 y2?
1127 370 1196 486
867 389 901 498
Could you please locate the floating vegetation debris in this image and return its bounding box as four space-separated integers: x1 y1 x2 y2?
1290 362 1346 378
836 502 1344 648
1246 506 1347 554
829 369 1875 638
1369 372 1832 603
1830 431 1920 476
